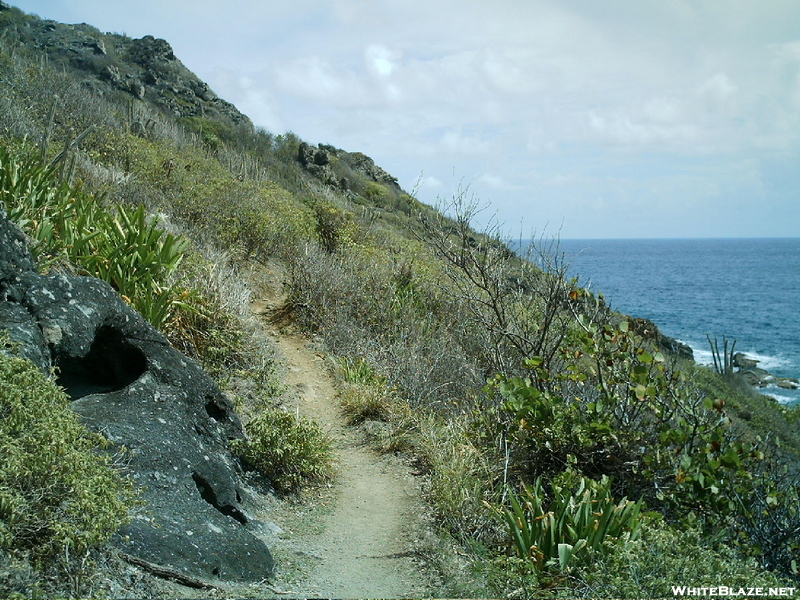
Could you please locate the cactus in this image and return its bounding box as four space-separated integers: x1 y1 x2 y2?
707 334 737 376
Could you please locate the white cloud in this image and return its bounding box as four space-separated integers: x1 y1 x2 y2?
769 41 800 114
587 108 700 147
439 130 493 155
274 56 366 107
698 73 737 103
642 97 682 124
417 175 443 190
207 67 286 133
477 173 517 191
365 44 399 78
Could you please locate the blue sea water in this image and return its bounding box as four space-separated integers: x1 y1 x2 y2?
551 238 800 405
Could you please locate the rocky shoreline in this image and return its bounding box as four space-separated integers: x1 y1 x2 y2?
733 352 800 391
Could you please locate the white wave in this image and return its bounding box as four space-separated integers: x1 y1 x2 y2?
684 340 794 374
688 345 715 367
736 349 793 372
761 389 799 405
683 340 721 366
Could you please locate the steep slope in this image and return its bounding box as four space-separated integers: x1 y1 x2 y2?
2 2 799 598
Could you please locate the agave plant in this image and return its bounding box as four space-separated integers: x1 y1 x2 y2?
0 145 100 267
1 144 194 330
79 204 193 328
490 474 643 571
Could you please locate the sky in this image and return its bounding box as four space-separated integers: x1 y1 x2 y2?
8 0 800 238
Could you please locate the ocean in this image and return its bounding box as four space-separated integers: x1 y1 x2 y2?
548 238 800 405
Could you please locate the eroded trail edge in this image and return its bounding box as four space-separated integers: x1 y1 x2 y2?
250 278 434 598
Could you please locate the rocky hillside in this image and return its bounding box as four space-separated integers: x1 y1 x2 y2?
0 0 247 126
2 2 800 598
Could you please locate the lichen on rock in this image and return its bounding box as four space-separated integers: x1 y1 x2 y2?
0 208 276 582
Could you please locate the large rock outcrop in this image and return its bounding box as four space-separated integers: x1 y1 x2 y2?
0 208 275 582
0 5 250 127
298 142 403 195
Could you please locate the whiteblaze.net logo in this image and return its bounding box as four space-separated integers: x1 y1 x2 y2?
671 586 797 597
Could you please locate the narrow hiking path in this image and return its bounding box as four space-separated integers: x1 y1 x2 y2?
248 264 437 599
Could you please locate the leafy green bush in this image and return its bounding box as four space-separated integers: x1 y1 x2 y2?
491 315 764 519
363 181 390 208
492 360 618 483
306 198 354 253
116 134 315 257
231 407 334 494
179 116 236 150
0 335 134 558
580 521 791 598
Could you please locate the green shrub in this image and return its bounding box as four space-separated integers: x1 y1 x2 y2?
307 198 354 253
116 134 316 256
363 181 390 209
0 145 100 270
580 521 791 598
0 335 134 559
179 116 235 150
231 407 334 494
80 203 193 329
491 317 766 521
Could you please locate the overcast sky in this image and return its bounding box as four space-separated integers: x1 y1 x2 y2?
10 1 800 238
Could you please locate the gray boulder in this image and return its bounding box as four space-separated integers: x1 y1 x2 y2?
298 142 338 187
128 34 176 67
735 354 800 390
733 352 760 369
0 209 275 582
345 151 401 189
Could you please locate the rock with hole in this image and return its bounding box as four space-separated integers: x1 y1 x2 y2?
0 208 275 582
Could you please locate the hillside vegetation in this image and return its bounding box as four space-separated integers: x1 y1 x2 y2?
1 3 800 597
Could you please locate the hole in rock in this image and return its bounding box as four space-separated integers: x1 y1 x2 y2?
56 326 147 400
192 472 248 525
205 399 228 422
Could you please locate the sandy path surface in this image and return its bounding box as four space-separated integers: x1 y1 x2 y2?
250 283 434 598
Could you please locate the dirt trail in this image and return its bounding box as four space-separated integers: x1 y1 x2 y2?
248 270 435 598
